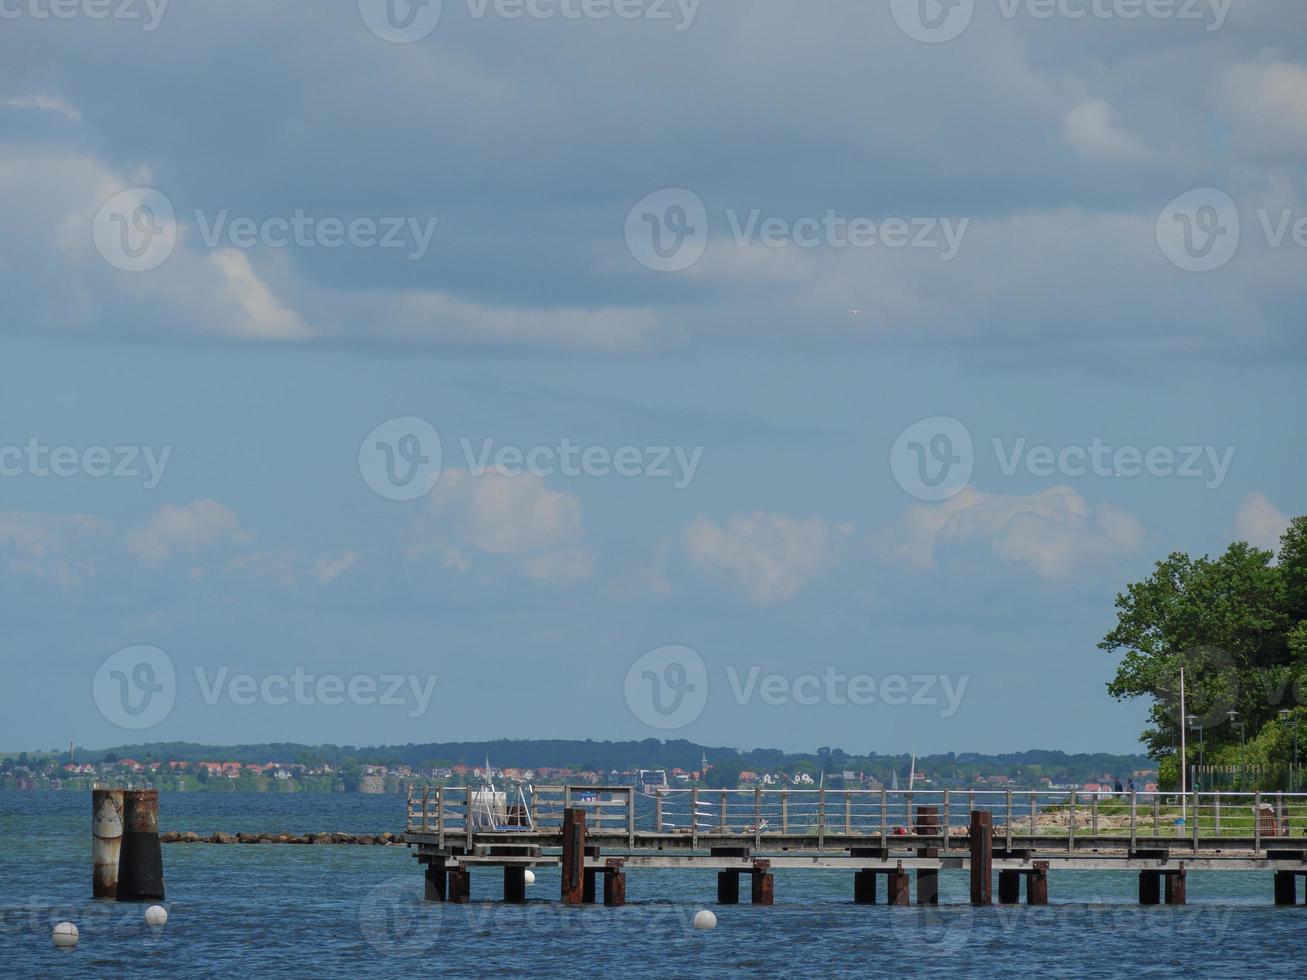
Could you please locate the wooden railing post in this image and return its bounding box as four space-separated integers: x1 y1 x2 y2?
1129 791 1137 852
818 787 826 850
437 786 445 847
754 788 762 848
629 788 636 848
782 789 789 835
1255 792 1263 852
879 789 887 837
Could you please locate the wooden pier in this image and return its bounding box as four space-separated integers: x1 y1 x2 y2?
403 786 1307 908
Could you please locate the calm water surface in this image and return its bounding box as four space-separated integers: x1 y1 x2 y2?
2 791 1304 978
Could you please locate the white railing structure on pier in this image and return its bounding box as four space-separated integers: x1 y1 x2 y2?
406 786 1307 852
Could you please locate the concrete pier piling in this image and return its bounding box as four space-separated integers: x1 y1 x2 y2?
116 790 165 902
503 867 527 904
91 789 124 899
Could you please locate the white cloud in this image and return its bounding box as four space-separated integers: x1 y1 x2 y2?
1231 492 1291 552
211 249 315 340
428 470 594 582
126 500 249 565
1212 59 1307 160
1061 99 1156 164
880 486 1143 581
312 550 357 584
0 94 80 120
683 511 839 603
0 512 104 588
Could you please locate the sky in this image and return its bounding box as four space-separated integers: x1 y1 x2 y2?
0 0 1304 756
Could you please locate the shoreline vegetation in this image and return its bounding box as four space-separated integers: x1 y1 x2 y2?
3 742 1154 795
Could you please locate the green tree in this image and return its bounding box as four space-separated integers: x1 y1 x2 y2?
1101 519 1307 775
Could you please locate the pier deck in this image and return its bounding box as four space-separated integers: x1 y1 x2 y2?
402 786 1307 907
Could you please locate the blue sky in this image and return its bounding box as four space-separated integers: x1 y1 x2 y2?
1 0 1303 755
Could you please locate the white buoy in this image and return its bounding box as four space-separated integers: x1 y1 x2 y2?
145 905 168 927
693 909 717 931
52 922 79 948
523 870 536 886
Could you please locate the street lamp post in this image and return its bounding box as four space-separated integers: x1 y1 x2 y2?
1227 710 1243 791
1280 710 1300 792
1188 714 1204 791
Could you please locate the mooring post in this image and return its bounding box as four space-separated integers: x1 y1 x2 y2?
998 870 1021 905
424 858 448 902
751 863 775 906
915 805 940 906
117 790 164 902
969 810 992 905
1139 870 1161 905
1165 866 1187 905
1027 861 1049 906
560 808 586 906
504 867 527 904
92 789 124 900
1275 871 1298 906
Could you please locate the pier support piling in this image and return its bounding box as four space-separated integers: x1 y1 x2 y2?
561 808 586 906
998 870 1021 905
886 866 910 907
1028 863 1049 906
1139 871 1161 906
854 870 876 905
117 790 164 902
91 789 124 900
1275 871 1298 906
1165 867 1187 906
448 868 471 904
424 860 447 902
503 867 527 904
751 870 775 906
604 870 626 907
970 810 993 906
717 872 740 904
915 806 940 906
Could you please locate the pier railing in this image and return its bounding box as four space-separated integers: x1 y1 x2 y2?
406 786 1307 850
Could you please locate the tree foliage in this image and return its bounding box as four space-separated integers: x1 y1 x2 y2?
1101 517 1307 765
